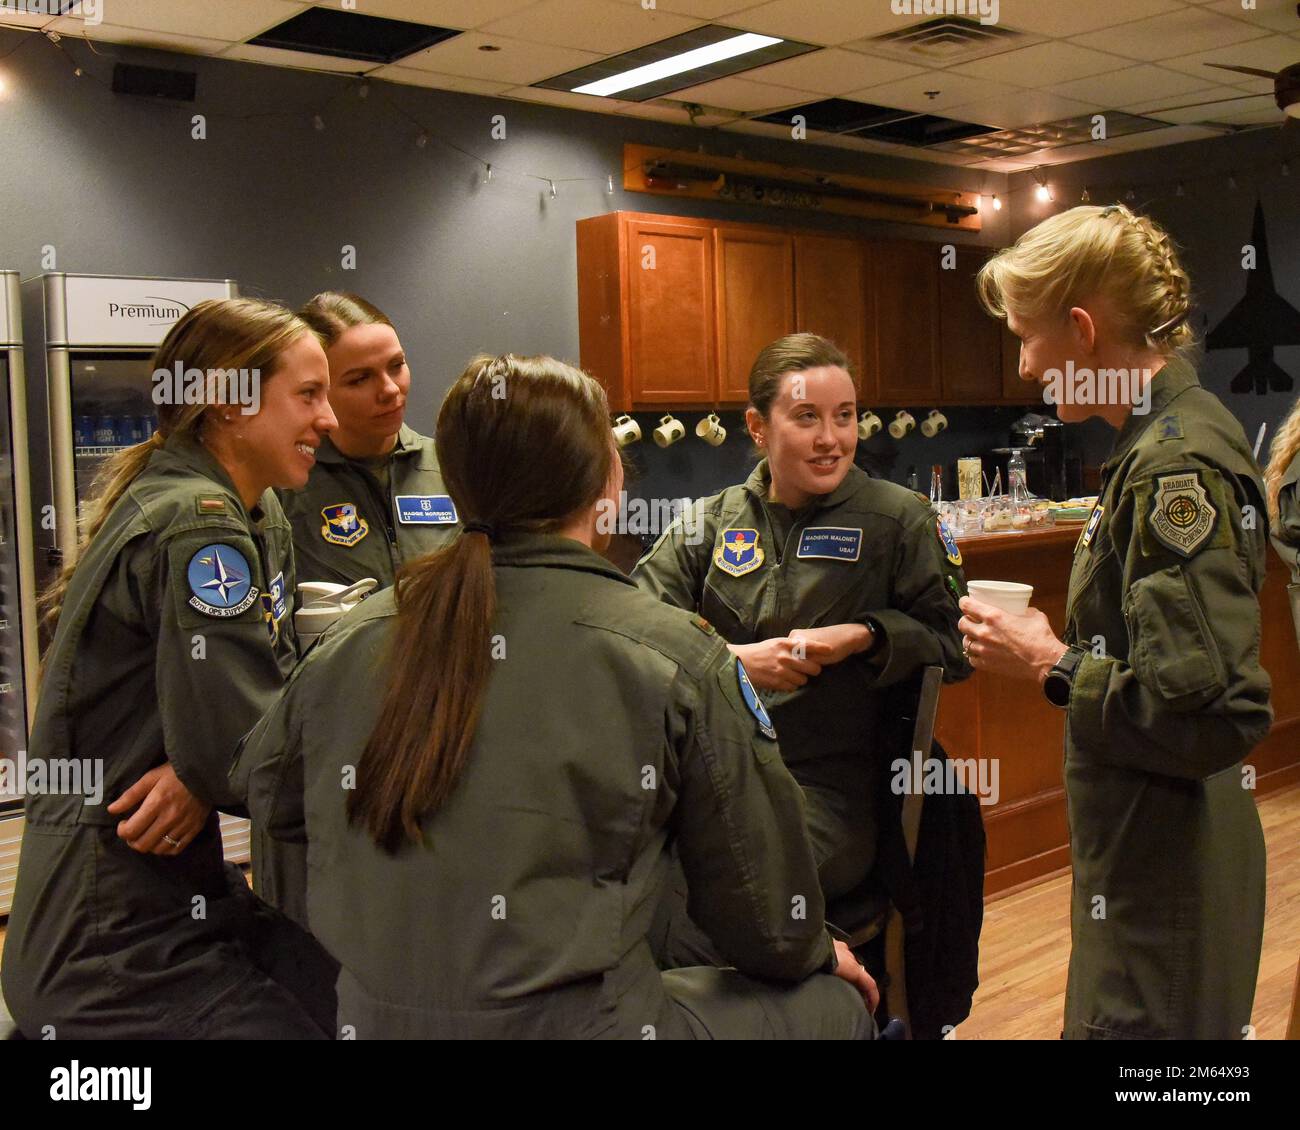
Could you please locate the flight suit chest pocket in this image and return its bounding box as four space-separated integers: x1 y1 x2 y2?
1124 565 1227 706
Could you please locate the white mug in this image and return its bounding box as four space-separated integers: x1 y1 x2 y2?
295 577 379 649
888 410 915 439
612 414 641 447
921 409 948 438
966 580 1033 614
857 410 882 440
653 414 685 448
695 413 726 446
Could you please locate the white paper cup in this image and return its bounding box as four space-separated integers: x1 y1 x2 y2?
966 580 1033 614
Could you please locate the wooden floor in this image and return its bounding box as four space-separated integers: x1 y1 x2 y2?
956 782 1300 1039
2 783 1297 1039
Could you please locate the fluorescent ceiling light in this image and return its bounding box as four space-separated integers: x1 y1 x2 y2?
573 32 782 98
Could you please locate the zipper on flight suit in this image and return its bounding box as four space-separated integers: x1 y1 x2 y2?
353 460 399 573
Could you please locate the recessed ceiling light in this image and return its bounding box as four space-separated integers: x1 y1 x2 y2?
573 32 781 97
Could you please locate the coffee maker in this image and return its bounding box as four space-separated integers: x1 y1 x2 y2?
1009 413 1069 500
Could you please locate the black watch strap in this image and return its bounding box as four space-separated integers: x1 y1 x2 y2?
1043 645 1087 708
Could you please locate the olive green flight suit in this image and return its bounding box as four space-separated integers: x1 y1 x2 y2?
1 434 335 1039
233 533 874 1040
1061 358 1270 1040
635 460 970 901
1269 450 1300 647
277 425 459 590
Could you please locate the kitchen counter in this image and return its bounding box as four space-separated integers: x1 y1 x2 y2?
937 524 1300 897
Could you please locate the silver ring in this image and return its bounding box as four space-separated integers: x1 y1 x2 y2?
163 834 180 847
962 637 972 655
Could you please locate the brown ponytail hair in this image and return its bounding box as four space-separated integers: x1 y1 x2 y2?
748 333 853 418
39 298 310 638
297 291 393 348
347 353 614 852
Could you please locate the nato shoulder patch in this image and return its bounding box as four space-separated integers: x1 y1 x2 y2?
186 543 260 618
1148 470 1217 557
1156 414 1183 442
736 659 776 740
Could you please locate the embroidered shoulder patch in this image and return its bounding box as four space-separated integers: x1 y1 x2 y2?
321 503 370 547
186 544 259 618
736 659 776 741
937 518 962 567
713 529 763 577
1148 471 1217 557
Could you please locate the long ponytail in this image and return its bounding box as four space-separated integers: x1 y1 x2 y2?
1266 397 1300 524
347 354 613 851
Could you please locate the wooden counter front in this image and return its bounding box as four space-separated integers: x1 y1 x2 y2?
935 525 1300 897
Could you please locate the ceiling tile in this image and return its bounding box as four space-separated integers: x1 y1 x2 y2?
1122 84 1259 119
44 20 233 55
1161 34 1300 91
727 0 920 46
1071 8 1270 62
1140 92 1282 125
667 74 819 111
1053 64 1217 106
845 71 1021 114
53 0 306 41
339 1 541 29
479 0 700 54
1202 0 1300 36
739 48 924 95
947 41 1132 87
397 31 601 84
219 43 376 73
941 90 1097 130
371 64 513 95
607 0 758 16
991 0 1182 38
1095 123 1222 149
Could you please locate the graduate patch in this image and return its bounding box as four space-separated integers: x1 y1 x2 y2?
321 502 369 547
736 659 776 741
713 529 763 577
261 570 288 644
395 494 458 525
796 527 862 561
937 518 962 567
186 544 259 618
1149 471 1216 557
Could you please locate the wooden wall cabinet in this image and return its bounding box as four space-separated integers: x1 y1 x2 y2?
793 234 874 402
939 247 1003 403
872 240 941 405
577 211 1021 411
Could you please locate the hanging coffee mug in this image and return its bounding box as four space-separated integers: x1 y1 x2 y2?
888 410 915 439
920 409 948 438
695 413 726 447
612 414 641 447
857 410 882 439
653 414 685 448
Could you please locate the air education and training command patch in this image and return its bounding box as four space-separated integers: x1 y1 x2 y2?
736 659 777 741
321 502 369 547
187 544 259 618
1149 470 1217 557
713 528 764 577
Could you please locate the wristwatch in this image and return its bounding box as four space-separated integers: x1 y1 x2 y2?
861 616 884 658
1043 645 1087 708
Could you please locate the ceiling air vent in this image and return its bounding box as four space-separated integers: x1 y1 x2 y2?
859 15 1025 63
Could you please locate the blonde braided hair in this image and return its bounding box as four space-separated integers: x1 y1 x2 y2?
978 203 1195 355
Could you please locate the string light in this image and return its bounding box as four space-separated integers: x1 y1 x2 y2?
1080 186 1090 203
415 131 428 148
991 194 1001 211
548 179 557 199
312 114 325 131
606 173 615 195
483 163 493 184
1032 167 1052 203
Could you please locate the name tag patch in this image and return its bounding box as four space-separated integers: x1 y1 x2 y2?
1080 504 1104 551
261 571 288 644
395 495 459 525
796 526 862 561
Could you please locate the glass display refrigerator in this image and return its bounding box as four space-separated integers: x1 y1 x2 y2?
0 271 40 915
16 273 253 882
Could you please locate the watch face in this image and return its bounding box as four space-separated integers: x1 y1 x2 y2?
1044 673 1071 708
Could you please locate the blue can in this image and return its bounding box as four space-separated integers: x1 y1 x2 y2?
75 416 94 447
93 416 115 445
135 415 154 443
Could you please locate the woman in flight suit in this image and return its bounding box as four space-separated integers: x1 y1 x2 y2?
2 298 339 1039
234 353 878 1040
635 333 970 905
1265 399 1300 651
961 203 1270 1039
282 292 459 590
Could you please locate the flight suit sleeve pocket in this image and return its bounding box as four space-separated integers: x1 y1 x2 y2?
1124 564 1227 707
